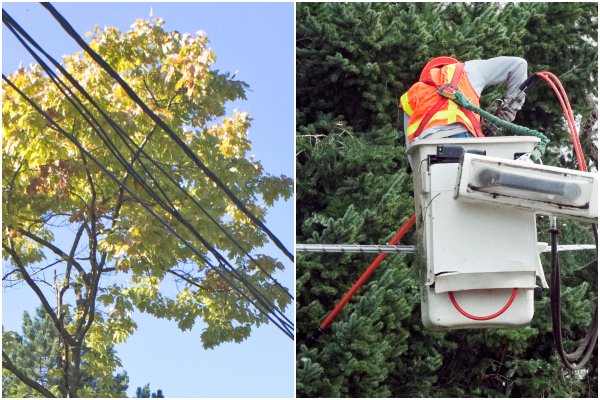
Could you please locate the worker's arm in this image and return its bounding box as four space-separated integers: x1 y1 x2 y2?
464 56 528 109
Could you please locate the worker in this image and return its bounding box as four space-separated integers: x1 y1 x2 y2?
400 56 529 145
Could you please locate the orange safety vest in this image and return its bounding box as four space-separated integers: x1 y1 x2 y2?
400 61 483 142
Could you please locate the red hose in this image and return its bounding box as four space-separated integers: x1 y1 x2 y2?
536 72 587 172
448 288 519 321
447 71 587 322
312 72 589 343
319 214 416 330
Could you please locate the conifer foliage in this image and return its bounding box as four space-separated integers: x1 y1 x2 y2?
2 307 129 398
296 3 597 397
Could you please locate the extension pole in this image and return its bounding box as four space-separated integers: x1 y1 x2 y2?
306 214 416 345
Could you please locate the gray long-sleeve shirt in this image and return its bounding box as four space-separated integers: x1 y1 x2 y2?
404 56 528 143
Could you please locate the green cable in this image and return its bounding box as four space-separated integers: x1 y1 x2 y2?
453 91 549 161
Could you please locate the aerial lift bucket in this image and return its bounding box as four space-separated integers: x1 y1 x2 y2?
407 136 597 330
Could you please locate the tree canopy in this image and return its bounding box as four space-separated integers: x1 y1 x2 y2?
296 2 597 397
3 15 292 397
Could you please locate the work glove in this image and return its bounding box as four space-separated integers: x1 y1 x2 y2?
481 118 499 137
494 103 517 122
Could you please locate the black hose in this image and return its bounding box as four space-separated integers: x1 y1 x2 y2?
519 73 541 92
550 223 598 371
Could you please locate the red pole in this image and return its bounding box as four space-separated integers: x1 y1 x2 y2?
306 214 416 345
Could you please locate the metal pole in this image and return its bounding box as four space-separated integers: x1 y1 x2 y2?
296 244 416 254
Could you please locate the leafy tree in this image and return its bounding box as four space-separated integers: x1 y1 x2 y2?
136 383 164 398
3 17 292 397
297 2 597 397
2 307 128 397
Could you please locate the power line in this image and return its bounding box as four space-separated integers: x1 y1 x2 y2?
2 29 292 337
41 1 294 263
540 244 596 253
3 73 294 338
2 9 293 333
2 9 293 303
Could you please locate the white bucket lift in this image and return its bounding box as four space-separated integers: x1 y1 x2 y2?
407 136 597 330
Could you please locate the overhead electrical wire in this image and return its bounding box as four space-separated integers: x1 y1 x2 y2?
2 73 293 339
3 11 293 337
2 9 293 303
41 1 294 263
296 244 416 254
295 243 595 254
2 33 293 339
3 5 292 317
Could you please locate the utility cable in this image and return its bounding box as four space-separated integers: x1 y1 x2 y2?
3 7 293 327
2 10 293 305
550 219 598 371
537 70 597 371
3 74 293 339
41 1 294 263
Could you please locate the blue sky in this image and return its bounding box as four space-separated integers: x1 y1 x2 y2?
2 2 294 397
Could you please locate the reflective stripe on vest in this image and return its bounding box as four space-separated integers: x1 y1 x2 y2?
400 92 413 116
400 62 482 142
406 105 477 136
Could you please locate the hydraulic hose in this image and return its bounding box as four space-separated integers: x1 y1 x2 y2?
536 72 587 172
550 219 598 371
536 71 597 371
452 91 549 161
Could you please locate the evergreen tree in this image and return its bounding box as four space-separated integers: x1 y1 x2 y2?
297 2 597 397
136 383 164 398
2 307 129 397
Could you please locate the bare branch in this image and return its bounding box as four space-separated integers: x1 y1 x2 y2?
2 242 75 347
98 124 159 270
59 223 86 310
169 269 234 294
12 227 87 278
80 151 99 270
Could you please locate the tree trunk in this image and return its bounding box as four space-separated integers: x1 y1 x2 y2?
66 344 82 397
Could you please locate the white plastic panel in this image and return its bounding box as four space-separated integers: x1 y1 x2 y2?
409 137 541 329
422 287 534 330
456 153 598 223
426 162 538 293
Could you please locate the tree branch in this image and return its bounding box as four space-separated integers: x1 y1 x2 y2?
80 151 99 270
59 223 86 319
2 350 56 398
2 242 75 347
3 161 23 215
168 269 234 294
98 124 159 270
12 227 87 278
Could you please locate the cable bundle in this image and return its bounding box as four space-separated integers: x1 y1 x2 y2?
2 5 293 339
537 71 598 371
